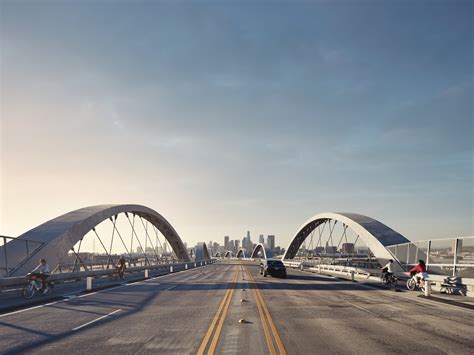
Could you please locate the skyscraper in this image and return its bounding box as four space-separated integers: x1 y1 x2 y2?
224 236 230 250
267 235 275 250
259 234 264 244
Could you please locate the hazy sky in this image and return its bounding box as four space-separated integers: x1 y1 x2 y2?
1 0 472 249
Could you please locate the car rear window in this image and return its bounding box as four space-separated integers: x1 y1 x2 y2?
267 260 284 266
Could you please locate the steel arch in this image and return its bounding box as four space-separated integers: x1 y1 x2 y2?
236 249 246 258
250 243 273 260
1 204 190 276
195 242 210 261
283 212 410 272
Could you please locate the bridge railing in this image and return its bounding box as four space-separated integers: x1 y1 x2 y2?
387 236 474 277
0 236 44 278
0 259 215 291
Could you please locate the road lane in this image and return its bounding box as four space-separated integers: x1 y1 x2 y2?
1 261 473 354
244 266 286 355
246 262 474 354
0 263 234 354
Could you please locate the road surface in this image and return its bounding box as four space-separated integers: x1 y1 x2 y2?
0 261 473 354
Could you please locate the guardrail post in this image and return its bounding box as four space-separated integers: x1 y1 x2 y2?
350 271 355 282
424 280 431 297
86 277 93 291
170 265 173 273
200 261 203 266
185 264 188 270
194 262 196 267
145 269 149 278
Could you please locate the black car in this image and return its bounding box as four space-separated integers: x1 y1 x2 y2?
259 259 286 278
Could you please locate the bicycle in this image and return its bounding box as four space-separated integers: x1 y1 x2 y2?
406 274 425 292
22 273 54 299
381 273 398 287
112 266 125 280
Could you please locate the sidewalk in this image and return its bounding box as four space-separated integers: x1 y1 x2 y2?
315 269 474 309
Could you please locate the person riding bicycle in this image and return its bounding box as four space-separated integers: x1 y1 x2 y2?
30 258 50 291
409 259 428 286
381 259 394 282
116 256 126 279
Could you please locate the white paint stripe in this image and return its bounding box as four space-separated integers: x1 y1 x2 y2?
72 309 122 331
0 305 45 318
165 285 179 291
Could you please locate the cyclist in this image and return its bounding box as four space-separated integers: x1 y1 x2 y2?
409 259 428 287
30 258 50 292
381 259 394 283
116 256 126 279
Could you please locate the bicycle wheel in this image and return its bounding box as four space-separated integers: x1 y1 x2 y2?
22 284 35 299
406 278 416 291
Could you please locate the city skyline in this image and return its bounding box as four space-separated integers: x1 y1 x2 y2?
1 1 473 249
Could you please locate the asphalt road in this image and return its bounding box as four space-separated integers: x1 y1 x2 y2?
0 261 473 354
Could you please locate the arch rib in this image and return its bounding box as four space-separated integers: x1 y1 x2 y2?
250 243 273 260
283 212 410 272
1 204 190 276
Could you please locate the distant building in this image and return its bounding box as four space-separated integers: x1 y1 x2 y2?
341 243 355 254
267 235 275 250
325 242 337 254
224 236 230 250
229 240 234 252
234 240 240 253
259 234 265 244
314 247 325 254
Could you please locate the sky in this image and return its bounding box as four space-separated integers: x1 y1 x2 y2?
0 0 472 249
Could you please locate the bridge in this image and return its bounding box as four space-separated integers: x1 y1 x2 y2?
0 206 473 354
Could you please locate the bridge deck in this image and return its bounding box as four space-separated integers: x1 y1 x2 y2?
0 261 473 354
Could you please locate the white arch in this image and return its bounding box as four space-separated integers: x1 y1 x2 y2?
283 212 410 272
250 243 273 259
1 204 190 276
236 249 246 258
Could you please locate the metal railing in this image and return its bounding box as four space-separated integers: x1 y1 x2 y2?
387 236 474 277
290 255 381 270
0 236 44 277
0 259 215 291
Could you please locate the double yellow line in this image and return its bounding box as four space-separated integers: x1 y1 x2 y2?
197 267 238 355
245 267 287 355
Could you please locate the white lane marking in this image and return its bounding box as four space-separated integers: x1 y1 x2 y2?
164 285 179 291
71 309 122 331
0 264 214 318
0 305 45 318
